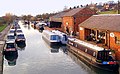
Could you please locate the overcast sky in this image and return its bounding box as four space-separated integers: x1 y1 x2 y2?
0 0 118 16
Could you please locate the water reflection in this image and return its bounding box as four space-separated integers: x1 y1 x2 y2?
28 25 31 30
23 24 28 29
17 46 25 51
67 51 119 74
16 42 26 51
50 45 60 53
59 46 68 54
50 48 59 53
4 51 18 66
16 42 26 49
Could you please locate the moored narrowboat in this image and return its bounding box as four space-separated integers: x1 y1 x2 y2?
67 38 119 72
52 30 68 45
42 30 60 47
4 41 17 52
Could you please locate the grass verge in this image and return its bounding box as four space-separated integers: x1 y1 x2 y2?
98 10 118 14
0 24 7 32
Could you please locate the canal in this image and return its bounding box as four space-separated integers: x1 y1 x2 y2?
3 22 119 74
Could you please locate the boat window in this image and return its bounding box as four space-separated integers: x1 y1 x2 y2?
97 51 110 61
17 30 22 33
6 43 15 48
9 30 15 33
51 35 58 40
7 36 15 39
17 35 25 39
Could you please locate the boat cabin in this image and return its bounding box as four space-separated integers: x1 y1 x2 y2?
16 33 25 42
52 30 68 44
6 33 16 42
4 41 16 52
42 30 60 47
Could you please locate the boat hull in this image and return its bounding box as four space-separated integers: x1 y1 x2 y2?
42 36 60 48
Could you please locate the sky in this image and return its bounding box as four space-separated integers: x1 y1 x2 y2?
0 0 118 16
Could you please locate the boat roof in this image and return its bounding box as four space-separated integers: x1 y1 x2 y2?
16 33 24 35
43 30 59 36
16 28 21 29
68 38 104 51
37 22 47 25
7 33 15 36
52 30 66 35
6 40 15 43
10 28 15 30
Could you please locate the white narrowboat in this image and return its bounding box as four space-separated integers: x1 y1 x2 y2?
42 30 60 47
52 30 68 45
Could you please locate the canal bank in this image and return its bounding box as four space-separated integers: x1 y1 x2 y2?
0 25 11 74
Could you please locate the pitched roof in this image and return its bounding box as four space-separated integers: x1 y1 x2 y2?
51 11 69 18
79 14 120 32
63 8 84 17
50 10 70 22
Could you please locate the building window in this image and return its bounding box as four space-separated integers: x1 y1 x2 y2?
115 37 120 45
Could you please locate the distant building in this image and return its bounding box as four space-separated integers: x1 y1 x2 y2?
79 14 120 60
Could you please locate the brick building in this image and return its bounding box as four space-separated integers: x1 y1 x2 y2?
62 7 96 35
49 10 70 28
79 14 120 60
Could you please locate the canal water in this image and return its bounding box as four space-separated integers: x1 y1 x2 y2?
3 22 120 74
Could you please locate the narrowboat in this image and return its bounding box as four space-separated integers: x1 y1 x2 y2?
52 30 68 45
42 30 60 47
16 29 23 33
6 33 16 42
4 50 18 66
4 41 17 52
9 29 15 34
16 33 26 46
67 38 119 72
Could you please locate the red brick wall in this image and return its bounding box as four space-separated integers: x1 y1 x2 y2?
79 27 85 40
62 8 96 33
62 16 74 32
109 32 120 60
110 32 120 50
